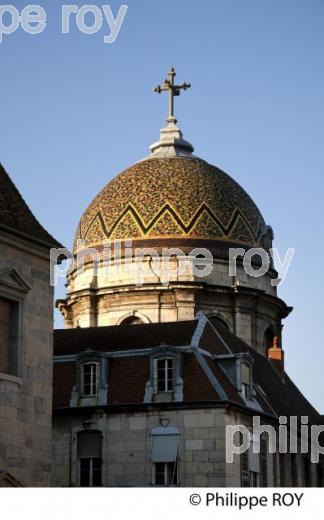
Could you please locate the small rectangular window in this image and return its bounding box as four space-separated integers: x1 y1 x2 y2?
78 430 102 487
82 362 99 396
154 462 177 486
156 358 174 393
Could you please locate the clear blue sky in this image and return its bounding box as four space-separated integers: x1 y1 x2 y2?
1 0 323 411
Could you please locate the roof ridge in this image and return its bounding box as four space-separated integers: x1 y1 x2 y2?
0 163 62 249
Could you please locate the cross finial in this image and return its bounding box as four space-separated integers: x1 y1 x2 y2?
154 67 191 124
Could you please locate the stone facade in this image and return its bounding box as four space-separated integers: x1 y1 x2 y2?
53 408 227 487
52 407 323 487
0 228 55 486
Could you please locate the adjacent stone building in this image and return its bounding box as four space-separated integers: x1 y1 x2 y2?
0 164 61 486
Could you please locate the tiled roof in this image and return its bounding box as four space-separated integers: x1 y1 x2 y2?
74 157 266 252
0 164 62 248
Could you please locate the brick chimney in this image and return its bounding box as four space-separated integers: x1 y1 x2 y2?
267 336 285 374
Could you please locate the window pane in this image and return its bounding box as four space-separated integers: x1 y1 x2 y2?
80 458 102 487
167 378 173 391
80 458 91 487
155 463 165 485
92 458 102 487
242 383 250 399
157 360 165 370
154 462 177 486
166 462 177 485
91 365 97 395
156 358 174 393
157 379 165 392
82 363 98 396
0 297 14 374
241 364 250 385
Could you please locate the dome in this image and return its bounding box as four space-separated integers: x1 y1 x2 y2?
60 70 279 336
74 155 266 253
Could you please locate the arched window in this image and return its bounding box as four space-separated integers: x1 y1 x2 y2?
263 327 275 353
209 315 229 331
120 316 144 325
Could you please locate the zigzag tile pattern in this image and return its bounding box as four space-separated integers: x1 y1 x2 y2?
74 157 265 251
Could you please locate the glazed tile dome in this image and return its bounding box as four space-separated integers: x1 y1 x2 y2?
74 153 267 253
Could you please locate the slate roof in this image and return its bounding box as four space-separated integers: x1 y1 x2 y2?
202 319 320 423
53 314 321 425
0 163 62 248
54 320 197 356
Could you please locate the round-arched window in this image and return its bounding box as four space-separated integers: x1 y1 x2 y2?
120 316 144 326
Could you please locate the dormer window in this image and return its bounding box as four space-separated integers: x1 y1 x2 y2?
144 351 183 403
70 352 108 407
241 362 251 400
81 362 99 397
155 358 174 393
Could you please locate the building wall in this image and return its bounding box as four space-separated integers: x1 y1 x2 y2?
0 231 53 486
52 408 227 487
224 409 323 488
53 406 324 488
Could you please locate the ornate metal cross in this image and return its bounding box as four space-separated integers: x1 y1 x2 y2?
154 67 191 123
